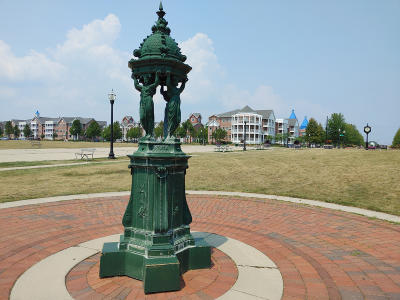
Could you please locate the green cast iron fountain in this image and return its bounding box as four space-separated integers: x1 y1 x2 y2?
99 2 211 294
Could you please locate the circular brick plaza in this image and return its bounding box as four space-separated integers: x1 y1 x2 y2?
66 249 237 299
1 194 400 299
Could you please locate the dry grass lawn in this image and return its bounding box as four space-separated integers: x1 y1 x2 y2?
0 140 135 149
0 148 399 215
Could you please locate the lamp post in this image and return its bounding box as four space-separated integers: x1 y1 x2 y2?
108 89 116 159
364 123 371 150
339 129 345 148
243 119 247 151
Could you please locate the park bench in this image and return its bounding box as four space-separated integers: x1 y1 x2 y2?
31 140 41 148
75 148 96 160
255 144 264 150
214 145 233 152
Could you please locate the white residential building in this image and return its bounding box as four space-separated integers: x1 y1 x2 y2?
208 106 276 144
44 120 56 140
231 112 263 144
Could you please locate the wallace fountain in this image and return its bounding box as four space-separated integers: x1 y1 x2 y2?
99 2 211 294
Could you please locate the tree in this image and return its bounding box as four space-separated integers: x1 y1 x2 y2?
305 118 325 145
23 124 31 139
13 125 20 139
327 113 346 145
53 132 58 141
181 120 195 143
392 128 400 148
212 128 227 143
296 135 306 145
264 135 274 144
0 126 3 137
102 122 122 142
5 121 13 138
154 121 164 139
176 125 187 140
69 119 83 140
85 121 101 141
197 126 208 145
344 124 364 146
126 127 142 141
275 133 283 145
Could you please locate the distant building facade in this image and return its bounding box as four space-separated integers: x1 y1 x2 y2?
188 113 203 130
207 106 276 144
121 116 136 141
287 109 299 143
299 116 308 137
5 111 106 140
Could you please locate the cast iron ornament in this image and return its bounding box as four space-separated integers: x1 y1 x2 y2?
99 3 211 294
129 2 191 140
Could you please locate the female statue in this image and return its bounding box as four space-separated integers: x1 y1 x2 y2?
161 71 187 139
133 71 160 139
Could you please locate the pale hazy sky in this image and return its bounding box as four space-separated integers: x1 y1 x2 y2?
0 1 399 144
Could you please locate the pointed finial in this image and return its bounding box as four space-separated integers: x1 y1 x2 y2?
157 1 166 18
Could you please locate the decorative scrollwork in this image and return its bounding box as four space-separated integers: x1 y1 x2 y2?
138 206 147 218
156 167 168 179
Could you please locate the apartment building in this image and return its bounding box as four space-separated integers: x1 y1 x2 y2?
6 111 106 140
207 106 276 144
299 116 308 137
287 109 299 143
188 113 203 130
121 116 142 141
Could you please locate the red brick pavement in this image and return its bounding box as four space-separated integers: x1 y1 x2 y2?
0 195 400 299
66 248 237 299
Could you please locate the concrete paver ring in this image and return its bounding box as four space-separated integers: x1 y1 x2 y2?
10 232 283 300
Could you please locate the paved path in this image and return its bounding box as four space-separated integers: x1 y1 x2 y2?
0 145 220 163
0 159 127 172
1 194 400 299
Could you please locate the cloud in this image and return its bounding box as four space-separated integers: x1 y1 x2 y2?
178 33 224 104
0 40 65 81
56 14 121 56
177 33 293 119
0 16 309 133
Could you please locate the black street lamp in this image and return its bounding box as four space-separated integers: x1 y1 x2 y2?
364 123 371 150
108 89 116 159
243 119 247 151
339 129 345 148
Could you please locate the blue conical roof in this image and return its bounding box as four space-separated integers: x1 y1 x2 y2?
289 109 297 119
300 116 308 129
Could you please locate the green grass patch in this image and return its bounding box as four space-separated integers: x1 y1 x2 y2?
0 148 399 216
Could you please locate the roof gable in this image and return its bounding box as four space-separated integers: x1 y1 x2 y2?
289 109 297 120
300 116 308 129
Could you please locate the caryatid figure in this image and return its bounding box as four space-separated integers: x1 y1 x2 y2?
161 71 187 139
133 71 160 138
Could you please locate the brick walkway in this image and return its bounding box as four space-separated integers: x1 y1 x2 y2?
66 249 237 299
1 195 400 299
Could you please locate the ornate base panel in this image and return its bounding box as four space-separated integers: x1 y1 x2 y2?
99 140 211 293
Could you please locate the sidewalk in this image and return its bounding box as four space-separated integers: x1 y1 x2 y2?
0 145 217 163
